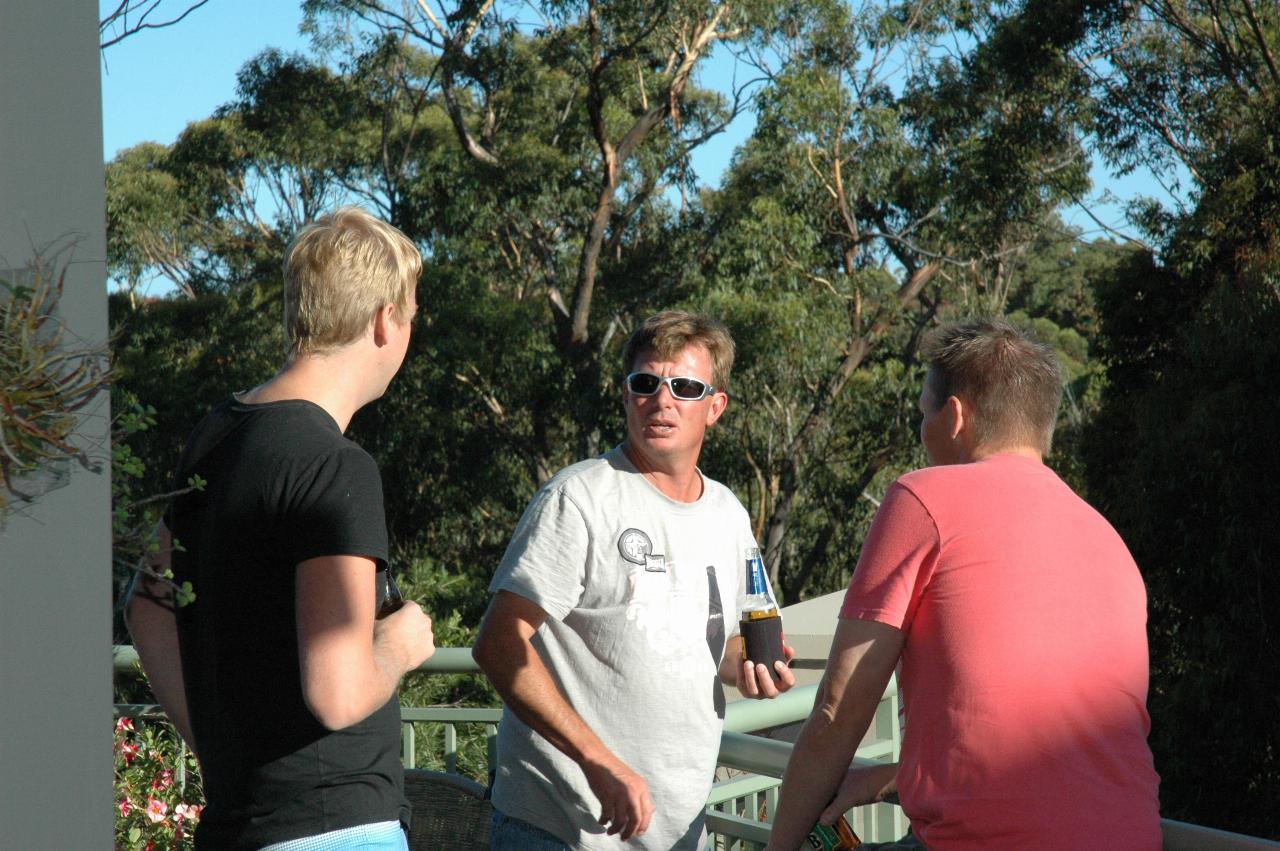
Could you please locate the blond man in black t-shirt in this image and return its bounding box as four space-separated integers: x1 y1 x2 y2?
127 207 436 850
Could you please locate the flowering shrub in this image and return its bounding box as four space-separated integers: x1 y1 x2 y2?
114 716 204 849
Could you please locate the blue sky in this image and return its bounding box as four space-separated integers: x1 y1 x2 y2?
98 0 751 182
100 1 310 160
99 1 1172 243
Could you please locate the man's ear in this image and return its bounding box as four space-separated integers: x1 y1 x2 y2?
946 395 965 441
371 303 396 347
705 390 729 427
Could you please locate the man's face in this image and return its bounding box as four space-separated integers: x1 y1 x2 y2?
918 372 958 466
623 344 727 471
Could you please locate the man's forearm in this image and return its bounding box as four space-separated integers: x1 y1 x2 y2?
478 633 612 767
126 590 197 755
768 617 904 850
474 600 655 841
767 708 865 850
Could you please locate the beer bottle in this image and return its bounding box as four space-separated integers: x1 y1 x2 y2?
739 547 785 679
805 813 861 849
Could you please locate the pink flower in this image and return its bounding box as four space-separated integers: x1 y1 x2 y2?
118 798 132 817
144 841 155 851
150 769 174 791
173 802 201 823
115 717 134 734
120 743 139 766
145 798 168 824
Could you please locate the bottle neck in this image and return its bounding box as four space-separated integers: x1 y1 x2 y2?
743 548 777 615
742 606 779 620
746 560 771 597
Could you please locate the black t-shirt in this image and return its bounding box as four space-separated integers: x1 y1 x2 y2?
165 397 409 850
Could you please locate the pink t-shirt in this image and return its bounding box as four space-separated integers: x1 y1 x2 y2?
841 454 1161 850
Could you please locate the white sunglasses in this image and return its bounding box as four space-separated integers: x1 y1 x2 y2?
626 372 716 401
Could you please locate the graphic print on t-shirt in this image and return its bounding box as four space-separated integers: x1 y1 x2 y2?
706 565 726 719
620 526 706 664
617 528 652 564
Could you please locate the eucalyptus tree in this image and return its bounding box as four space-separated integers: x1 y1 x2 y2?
952 0 1280 835
696 0 1099 598
303 0 775 469
106 49 384 298
1069 0 1280 835
107 0 1119 609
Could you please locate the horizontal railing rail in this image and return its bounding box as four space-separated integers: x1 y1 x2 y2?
114 644 903 843
113 644 482 675
113 646 1280 849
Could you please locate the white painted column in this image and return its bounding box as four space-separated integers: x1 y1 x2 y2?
0 1 112 846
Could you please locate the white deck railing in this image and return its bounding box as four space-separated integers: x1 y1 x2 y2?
114 646 1279 849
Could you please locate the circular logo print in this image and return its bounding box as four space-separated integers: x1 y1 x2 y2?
617 528 652 565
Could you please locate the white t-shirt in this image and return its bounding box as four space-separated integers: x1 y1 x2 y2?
489 446 761 849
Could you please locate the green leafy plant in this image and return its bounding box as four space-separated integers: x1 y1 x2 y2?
112 400 206 844
114 716 203 850
111 395 203 620
0 247 109 524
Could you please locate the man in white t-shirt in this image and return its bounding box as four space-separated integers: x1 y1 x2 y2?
474 311 797 850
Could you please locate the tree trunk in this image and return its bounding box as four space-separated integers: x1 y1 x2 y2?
762 261 939 589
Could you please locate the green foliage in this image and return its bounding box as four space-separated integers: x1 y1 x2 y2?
106 0 1280 840
106 0 1127 607
1085 207 1280 839
692 0 1111 596
1041 0 1280 836
111 399 201 640
109 283 284 502
113 716 203 849
395 600 498 783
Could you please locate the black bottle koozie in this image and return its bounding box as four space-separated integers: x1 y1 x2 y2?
740 615 785 681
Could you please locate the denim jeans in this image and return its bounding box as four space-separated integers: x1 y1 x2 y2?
258 820 408 851
489 810 572 851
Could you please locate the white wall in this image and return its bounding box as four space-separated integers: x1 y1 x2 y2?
0 1 112 846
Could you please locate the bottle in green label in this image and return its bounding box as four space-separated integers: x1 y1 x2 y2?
805 813 861 849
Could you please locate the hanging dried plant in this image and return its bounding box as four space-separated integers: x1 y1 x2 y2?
1 250 110 524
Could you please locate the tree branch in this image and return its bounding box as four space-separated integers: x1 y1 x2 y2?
568 4 730 347
761 261 939 582
100 0 213 50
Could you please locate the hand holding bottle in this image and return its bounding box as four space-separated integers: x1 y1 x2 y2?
740 547 788 680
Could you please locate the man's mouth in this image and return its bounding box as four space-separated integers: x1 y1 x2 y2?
646 421 676 434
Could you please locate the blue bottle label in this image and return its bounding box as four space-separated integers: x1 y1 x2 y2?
746 553 769 596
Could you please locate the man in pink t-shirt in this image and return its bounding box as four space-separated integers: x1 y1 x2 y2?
768 318 1161 850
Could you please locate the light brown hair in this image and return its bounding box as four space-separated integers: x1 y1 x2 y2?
283 206 422 356
622 311 735 392
922 317 1063 454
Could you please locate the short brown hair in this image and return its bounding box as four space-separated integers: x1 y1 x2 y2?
621 311 735 393
922 317 1063 454
283 206 422 356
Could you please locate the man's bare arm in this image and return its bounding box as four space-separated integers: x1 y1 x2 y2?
125 522 198 754
473 590 655 841
822 760 899 819
296 555 435 730
766 617 905 851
